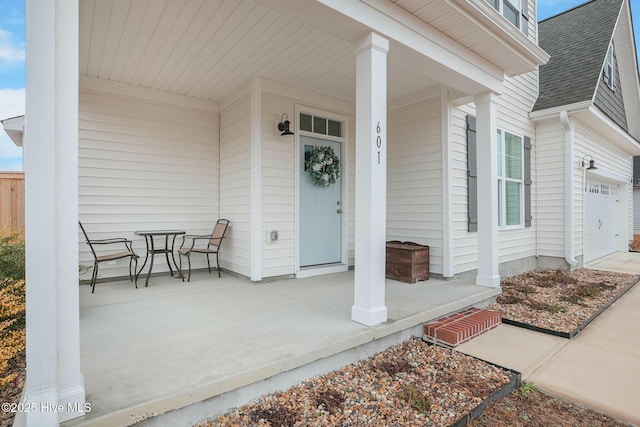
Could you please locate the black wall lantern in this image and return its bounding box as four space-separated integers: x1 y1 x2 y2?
581 155 598 170
278 113 294 136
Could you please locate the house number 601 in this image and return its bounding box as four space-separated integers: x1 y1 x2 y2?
376 121 382 164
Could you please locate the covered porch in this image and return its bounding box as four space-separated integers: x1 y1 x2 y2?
69 271 499 426
23 0 548 424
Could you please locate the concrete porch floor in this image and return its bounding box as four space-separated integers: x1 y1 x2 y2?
66 270 500 427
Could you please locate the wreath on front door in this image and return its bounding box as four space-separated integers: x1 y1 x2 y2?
306 146 340 187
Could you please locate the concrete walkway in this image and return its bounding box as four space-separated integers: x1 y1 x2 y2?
457 252 640 426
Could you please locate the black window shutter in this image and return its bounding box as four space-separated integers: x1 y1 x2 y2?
521 0 529 36
524 136 532 227
467 115 478 232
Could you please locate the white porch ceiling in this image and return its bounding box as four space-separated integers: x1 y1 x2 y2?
79 0 544 105
80 0 439 104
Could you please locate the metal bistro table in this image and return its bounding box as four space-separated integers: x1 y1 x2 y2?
135 230 186 287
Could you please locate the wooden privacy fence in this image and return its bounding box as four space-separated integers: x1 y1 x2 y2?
0 172 25 232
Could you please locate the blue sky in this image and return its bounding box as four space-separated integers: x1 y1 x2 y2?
0 0 25 171
0 0 639 171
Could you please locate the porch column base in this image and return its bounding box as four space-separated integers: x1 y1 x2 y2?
58 383 87 422
476 274 501 288
23 384 58 425
351 305 388 327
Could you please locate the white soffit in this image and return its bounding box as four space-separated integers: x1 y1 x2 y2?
1 116 24 147
390 0 549 75
79 0 526 104
80 0 438 104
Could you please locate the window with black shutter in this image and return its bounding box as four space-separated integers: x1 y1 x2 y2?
467 114 532 231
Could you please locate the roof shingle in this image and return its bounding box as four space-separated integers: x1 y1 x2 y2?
533 0 623 112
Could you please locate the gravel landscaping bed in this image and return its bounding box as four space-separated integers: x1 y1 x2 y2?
470 383 630 427
201 338 517 427
488 269 638 335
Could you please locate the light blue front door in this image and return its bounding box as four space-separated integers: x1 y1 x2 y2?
300 136 342 267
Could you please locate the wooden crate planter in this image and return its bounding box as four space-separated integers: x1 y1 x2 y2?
385 241 429 283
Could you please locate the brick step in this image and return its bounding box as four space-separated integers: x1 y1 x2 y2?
423 308 501 348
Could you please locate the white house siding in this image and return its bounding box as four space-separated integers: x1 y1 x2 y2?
450 102 477 274
261 94 296 277
387 98 443 275
220 96 252 277
496 73 538 265
450 71 539 275
535 119 566 258
573 122 633 260
78 89 219 280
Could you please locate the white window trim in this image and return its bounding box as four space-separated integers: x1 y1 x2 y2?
497 129 525 229
604 44 616 90
488 0 522 30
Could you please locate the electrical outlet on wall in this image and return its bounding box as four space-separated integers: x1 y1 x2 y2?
265 230 278 244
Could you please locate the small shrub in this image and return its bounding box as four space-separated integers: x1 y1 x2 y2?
576 284 600 298
520 411 532 421
520 383 538 396
562 283 608 304
0 279 26 388
527 300 564 314
501 397 516 412
249 405 300 426
514 285 536 294
536 281 556 288
525 269 578 288
497 294 523 305
549 269 577 284
397 384 432 414
314 389 345 414
375 358 414 376
561 294 584 305
0 232 25 281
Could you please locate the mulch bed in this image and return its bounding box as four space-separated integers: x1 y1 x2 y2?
487 269 638 336
201 338 517 427
470 384 629 427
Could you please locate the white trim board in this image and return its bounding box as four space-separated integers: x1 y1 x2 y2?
80 75 220 113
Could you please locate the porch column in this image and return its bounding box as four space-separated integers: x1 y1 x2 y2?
250 77 262 281
24 0 85 424
474 92 500 287
352 32 388 326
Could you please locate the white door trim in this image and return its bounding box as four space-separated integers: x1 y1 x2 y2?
295 105 349 277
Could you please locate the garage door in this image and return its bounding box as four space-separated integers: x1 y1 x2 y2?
634 187 640 230
584 179 620 263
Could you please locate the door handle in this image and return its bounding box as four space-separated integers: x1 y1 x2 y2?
337 209 342 214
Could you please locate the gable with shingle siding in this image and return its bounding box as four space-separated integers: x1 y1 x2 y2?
594 45 628 131
533 0 623 112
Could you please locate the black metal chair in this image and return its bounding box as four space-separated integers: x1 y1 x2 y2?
79 221 139 293
178 219 230 282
